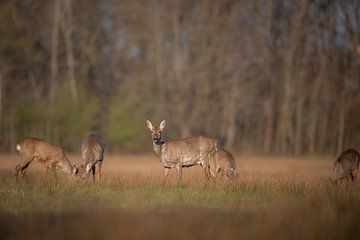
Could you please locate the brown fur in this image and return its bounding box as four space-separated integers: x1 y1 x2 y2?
146 120 217 185
331 148 359 184
210 149 237 182
78 133 105 183
15 137 77 181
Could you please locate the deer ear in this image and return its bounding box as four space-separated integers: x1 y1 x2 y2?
159 120 166 130
146 120 153 130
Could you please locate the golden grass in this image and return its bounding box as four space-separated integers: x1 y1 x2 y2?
0 154 359 239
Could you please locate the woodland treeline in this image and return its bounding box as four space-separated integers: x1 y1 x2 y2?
0 0 359 155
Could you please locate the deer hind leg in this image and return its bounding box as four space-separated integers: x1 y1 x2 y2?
15 158 33 181
352 167 358 182
201 160 210 185
96 161 102 183
211 166 221 184
91 165 96 183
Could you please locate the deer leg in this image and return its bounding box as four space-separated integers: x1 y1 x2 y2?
202 161 210 185
344 176 351 189
209 167 216 178
214 166 221 183
352 168 358 183
163 167 170 185
43 166 50 179
44 162 58 180
15 159 33 181
354 172 358 184
91 166 96 183
96 161 102 183
49 166 58 180
176 164 182 186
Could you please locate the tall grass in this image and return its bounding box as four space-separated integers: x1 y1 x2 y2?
0 169 359 239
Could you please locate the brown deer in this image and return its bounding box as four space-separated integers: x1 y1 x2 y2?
210 149 237 182
330 148 359 184
15 137 78 181
146 120 218 185
77 133 105 183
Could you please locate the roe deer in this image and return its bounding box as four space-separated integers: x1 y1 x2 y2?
77 133 105 183
146 120 217 185
330 148 359 184
210 149 237 182
15 137 78 181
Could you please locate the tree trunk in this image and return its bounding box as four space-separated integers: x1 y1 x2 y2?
50 0 60 101
61 0 77 102
0 72 2 129
336 91 346 155
294 96 304 155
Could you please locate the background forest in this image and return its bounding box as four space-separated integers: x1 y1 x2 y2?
0 0 359 155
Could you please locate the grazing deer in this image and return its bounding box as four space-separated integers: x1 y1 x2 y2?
146 120 218 185
77 133 105 183
210 149 237 182
15 137 78 181
330 148 359 184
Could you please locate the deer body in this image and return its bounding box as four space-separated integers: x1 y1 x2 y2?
78 133 105 183
210 149 237 181
146 120 217 184
331 148 359 184
156 136 217 168
15 137 77 180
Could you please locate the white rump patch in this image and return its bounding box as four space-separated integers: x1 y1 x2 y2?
16 144 21 151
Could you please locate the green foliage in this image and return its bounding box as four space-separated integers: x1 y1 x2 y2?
46 82 99 151
107 94 148 152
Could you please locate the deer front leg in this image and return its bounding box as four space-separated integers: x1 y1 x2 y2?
176 164 182 186
45 162 59 180
163 167 170 185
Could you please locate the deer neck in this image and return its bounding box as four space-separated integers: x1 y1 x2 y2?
60 157 74 175
152 140 164 156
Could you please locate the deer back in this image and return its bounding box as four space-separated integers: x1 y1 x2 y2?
17 137 74 174
81 133 105 164
213 149 236 170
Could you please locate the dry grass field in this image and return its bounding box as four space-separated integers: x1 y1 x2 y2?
0 154 359 240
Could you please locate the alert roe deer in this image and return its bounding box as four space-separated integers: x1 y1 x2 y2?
146 120 218 185
330 148 359 184
15 137 78 181
210 149 237 182
77 133 105 183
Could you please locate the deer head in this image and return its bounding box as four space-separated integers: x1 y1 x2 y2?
146 120 166 144
72 165 79 175
74 164 89 180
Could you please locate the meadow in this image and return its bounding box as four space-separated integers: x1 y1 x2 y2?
0 154 359 240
